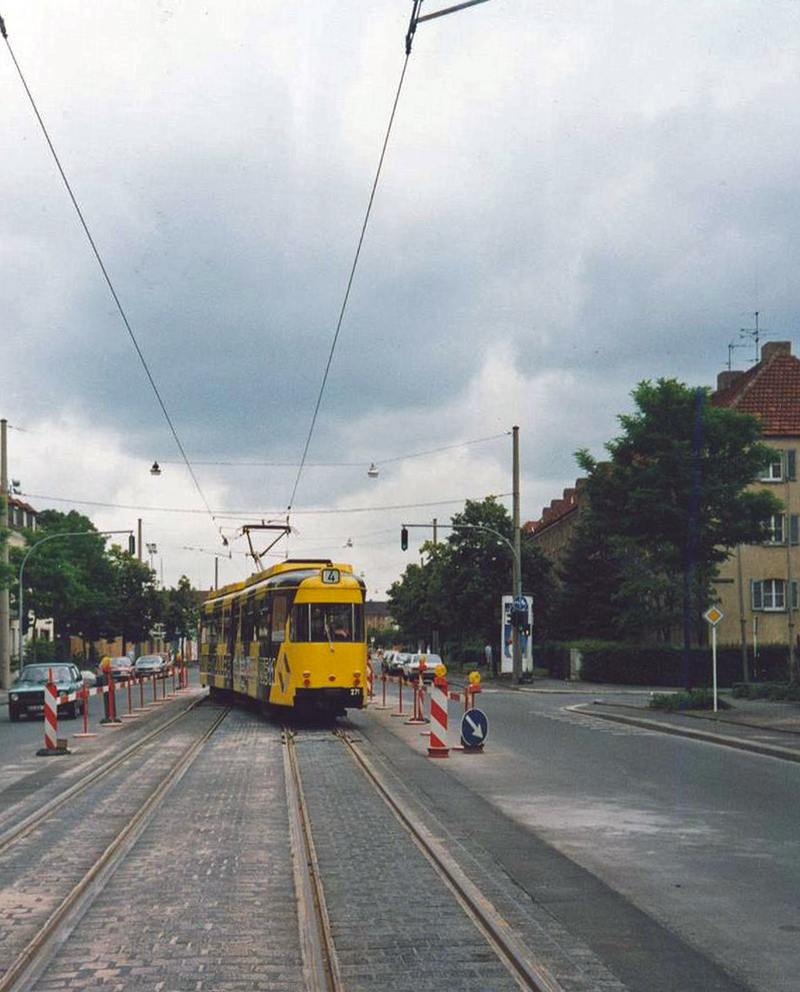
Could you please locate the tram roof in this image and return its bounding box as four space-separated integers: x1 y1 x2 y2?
203 558 363 608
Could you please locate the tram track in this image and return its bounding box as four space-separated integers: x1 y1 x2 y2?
334 725 565 992
284 721 567 992
0 705 230 992
0 694 210 856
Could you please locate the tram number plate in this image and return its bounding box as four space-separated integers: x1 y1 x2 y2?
321 568 340 584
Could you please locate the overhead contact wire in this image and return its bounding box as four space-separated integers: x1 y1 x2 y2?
287 51 412 514
0 15 220 536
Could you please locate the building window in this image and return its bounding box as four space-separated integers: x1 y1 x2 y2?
752 578 799 611
761 448 797 482
766 514 785 544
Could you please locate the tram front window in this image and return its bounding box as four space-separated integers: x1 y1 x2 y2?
291 603 363 643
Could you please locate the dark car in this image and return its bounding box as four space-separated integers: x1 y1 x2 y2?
8 663 85 721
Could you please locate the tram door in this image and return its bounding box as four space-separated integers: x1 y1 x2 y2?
268 593 290 699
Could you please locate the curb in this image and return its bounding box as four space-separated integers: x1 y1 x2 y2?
570 703 800 764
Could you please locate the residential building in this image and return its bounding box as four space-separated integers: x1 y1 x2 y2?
7 497 54 660
710 340 800 661
524 482 585 572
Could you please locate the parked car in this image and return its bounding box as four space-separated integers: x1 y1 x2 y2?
134 654 167 676
98 657 135 682
8 663 85 721
381 650 405 676
402 653 443 683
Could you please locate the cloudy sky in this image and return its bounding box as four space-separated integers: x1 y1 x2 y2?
2 0 799 597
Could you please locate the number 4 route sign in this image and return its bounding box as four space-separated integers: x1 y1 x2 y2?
461 708 488 749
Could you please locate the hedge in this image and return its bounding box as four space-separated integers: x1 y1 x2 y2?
539 640 791 687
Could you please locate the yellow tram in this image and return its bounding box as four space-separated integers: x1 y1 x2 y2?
199 559 368 715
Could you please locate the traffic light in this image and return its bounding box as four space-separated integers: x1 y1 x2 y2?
128 534 136 555
400 526 408 551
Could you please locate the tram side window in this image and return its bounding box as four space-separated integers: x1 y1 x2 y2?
254 599 271 658
204 612 220 654
272 594 288 645
291 603 310 642
241 598 255 647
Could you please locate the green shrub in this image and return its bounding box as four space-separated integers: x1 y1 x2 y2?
649 688 731 711
732 681 800 701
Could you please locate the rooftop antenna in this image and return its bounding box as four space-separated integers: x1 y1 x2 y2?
739 311 771 364
726 338 748 370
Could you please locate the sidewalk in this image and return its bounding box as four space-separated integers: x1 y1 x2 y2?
521 677 800 762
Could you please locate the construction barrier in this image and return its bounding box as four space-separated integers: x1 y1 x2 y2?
427 676 449 758
36 672 70 756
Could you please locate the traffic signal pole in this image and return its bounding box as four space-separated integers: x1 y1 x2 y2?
512 425 522 686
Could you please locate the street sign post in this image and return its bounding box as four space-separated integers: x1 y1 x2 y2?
703 606 724 712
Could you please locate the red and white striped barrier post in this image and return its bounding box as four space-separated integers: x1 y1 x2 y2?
405 673 427 725
74 684 97 738
366 660 374 701
36 670 69 756
428 671 449 758
392 675 405 717
375 670 388 710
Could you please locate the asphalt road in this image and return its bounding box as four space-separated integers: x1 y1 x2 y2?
362 684 800 992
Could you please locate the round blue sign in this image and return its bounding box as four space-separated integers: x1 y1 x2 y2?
461 708 488 749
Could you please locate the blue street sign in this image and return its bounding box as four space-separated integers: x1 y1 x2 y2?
512 595 527 611
461 708 488 749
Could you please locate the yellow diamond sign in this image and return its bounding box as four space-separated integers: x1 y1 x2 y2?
703 606 724 626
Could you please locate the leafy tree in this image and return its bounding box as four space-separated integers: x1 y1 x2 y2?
388 497 554 662
11 510 113 660
161 575 200 650
107 546 160 652
573 379 781 660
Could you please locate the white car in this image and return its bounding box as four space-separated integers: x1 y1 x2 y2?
134 654 167 676
402 653 443 682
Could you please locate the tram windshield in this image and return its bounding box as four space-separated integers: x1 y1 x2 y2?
290 602 364 643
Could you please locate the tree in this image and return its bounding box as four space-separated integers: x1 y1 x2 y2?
107 546 160 652
388 497 554 663
574 379 782 661
161 575 200 651
11 510 114 661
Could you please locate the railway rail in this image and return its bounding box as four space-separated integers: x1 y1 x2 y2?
1 697 625 992
0 701 230 992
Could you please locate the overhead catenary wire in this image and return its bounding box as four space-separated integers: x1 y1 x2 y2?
0 14 222 543
19 491 511 517
286 49 413 514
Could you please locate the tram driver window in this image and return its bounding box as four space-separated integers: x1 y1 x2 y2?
310 604 353 642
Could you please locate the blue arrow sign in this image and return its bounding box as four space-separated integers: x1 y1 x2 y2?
512 595 527 611
461 708 488 749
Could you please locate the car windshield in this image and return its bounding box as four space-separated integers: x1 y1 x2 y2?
19 666 73 683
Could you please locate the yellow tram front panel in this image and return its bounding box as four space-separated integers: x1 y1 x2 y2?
268 570 367 709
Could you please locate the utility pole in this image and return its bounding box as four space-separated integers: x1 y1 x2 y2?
0 419 9 689
512 425 522 685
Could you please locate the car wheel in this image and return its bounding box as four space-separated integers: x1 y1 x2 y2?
8 704 20 722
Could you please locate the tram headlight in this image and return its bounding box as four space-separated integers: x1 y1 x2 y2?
10 693 18 702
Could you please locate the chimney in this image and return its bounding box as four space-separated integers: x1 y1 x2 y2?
717 370 743 392
761 341 792 363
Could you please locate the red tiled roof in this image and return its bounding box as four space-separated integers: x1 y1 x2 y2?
524 483 583 535
711 347 800 436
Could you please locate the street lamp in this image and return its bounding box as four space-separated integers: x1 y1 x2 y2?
17 529 132 666
146 542 158 571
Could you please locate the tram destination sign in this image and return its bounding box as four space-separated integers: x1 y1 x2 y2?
321 568 341 584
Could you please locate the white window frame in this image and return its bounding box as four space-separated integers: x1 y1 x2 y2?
765 513 786 544
752 578 800 611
